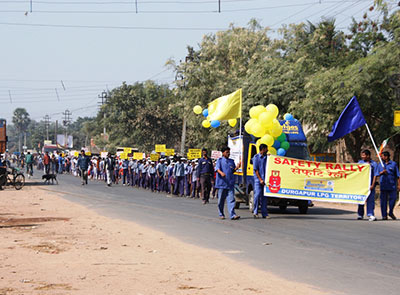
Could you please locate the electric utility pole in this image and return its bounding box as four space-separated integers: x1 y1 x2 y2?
62 109 72 149
44 115 50 141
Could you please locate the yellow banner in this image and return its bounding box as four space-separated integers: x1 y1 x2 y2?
265 155 370 204
133 152 144 160
150 153 160 161
123 147 132 153
165 149 175 156
155 144 166 153
120 152 128 160
187 149 201 160
74 151 79 157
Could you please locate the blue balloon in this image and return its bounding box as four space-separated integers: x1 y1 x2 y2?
272 140 281 149
277 148 286 156
284 113 294 120
202 109 209 117
210 120 220 128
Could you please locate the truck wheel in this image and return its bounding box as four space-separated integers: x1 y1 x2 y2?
234 202 240 209
248 191 254 212
279 205 287 213
298 204 308 214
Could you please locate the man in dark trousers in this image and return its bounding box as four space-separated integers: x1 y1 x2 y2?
77 150 90 185
379 151 400 220
105 153 114 187
197 148 214 204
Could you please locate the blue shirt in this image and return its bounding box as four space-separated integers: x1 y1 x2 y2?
77 155 90 170
122 160 129 170
380 160 399 191
215 157 236 189
253 153 267 183
358 159 379 187
197 157 214 177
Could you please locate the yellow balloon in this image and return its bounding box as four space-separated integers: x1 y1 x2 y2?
256 139 261 146
258 111 274 126
193 105 202 115
268 147 277 155
228 119 237 127
202 120 211 128
244 118 257 134
271 124 283 137
260 134 274 146
249 105 266 119
266 104 279 118
252 122 265 138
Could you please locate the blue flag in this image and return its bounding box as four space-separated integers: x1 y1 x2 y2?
328 96 366 142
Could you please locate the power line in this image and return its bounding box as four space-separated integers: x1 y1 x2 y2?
0 21 226 30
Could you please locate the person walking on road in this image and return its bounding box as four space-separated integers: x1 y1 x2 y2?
215 146 241 220
26 151 33 178
379 151 400 220
357 149 379 221
77 150 90 185
105 153 114 187
197 148 214 204
43 151 50 175
252 144 269 219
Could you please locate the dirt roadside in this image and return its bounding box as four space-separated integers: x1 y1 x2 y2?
0 185 328 295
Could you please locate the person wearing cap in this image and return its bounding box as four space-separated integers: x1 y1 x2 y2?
122 157 129 186
149 161 157 192
184 158 192 197
190 160 199 198
215 146 241 220
173 158 185 197
197 148 214 204
167 161 175 194
156 159 166 192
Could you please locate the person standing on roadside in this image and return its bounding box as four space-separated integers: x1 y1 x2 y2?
77 150 90 185
43 151 50 175
26 151 33 178
357 149 379 221
197 148 214 204
215 146 241 220
173 158 185 197
105 153 114 187
252 144 269 219
379 151 400 220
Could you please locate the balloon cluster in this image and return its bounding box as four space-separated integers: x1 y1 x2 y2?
193 105 237 129
245 104 294 156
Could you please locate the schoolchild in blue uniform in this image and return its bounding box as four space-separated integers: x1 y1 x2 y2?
252 144 269 219
122 158 129 186
379 151 400 220
357 149 379 221
215 146 241 220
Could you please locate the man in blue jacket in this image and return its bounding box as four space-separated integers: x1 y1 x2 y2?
252 144 269 219
77 150 90 185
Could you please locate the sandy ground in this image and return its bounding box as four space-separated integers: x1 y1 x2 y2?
0 185 330 295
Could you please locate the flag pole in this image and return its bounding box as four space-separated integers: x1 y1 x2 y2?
239 89 242 138
365 123 384 167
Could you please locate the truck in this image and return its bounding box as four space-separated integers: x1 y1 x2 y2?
0 119 7 154
229 119 311 214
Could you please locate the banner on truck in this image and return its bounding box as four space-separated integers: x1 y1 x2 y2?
227 135 243 174
264 155 370 204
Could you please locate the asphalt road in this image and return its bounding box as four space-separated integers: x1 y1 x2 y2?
31 173 400 295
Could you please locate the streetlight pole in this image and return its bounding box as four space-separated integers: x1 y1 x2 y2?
98 91 108 143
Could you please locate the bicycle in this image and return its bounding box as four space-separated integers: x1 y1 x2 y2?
0 166 25 190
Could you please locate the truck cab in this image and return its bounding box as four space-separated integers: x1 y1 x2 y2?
229 119 311 214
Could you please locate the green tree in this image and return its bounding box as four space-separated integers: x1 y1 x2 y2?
12 108 31 153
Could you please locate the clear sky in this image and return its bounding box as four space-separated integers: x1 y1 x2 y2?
0 0 392 124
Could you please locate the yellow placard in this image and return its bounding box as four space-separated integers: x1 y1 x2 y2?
155 144 166 153
74 152 79 157
133 152 144 160
187 149 201 160
120 152 128 160
264 155 370 204
394 110 400 127
124 147 132 153
165 149 175 156
85 151 92 156
150 153 160 161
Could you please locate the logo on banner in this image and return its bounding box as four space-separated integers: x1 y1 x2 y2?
268 170 281 193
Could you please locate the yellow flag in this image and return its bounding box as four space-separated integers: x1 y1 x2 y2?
207 89 242 121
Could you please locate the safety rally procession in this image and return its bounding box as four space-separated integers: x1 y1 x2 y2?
4 90 398 222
